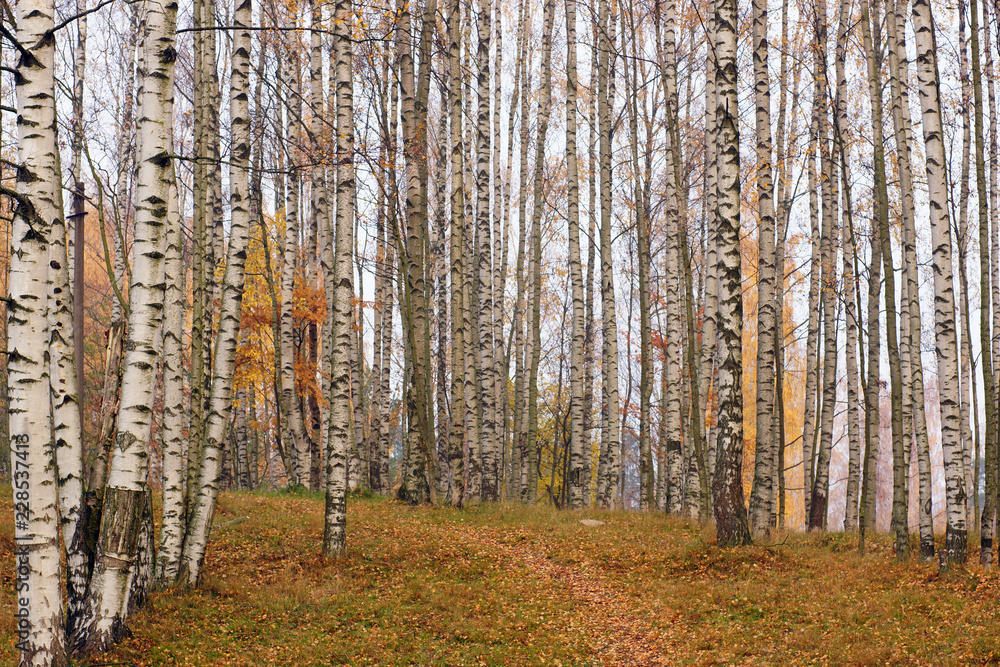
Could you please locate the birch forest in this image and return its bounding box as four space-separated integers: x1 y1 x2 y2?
6 0 1000 660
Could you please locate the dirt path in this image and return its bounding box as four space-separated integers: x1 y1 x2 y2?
443 523 682 666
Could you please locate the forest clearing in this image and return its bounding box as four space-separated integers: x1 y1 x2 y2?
5 488 1000 666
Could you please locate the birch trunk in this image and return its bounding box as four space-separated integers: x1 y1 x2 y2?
835 0 861 531
861 0 907 557
623 6 653 512
188 0 210 496
376 58 399 496
654 0 684 517
583 17 599 506
748 0 777 536
711 0 751 546
50 97 86 639
74 0 176 650
491 0 508 502
10 0 70 659
700 15 720 488
527 0 556 507
475 0 499 502
447 0 467 507
280 45 309 488
434 68 451 497
887 0 932 558
596 0 621 510
911 0 969 562
156 174 186 585
801 103 822 525
809 0 839 531
323 0 355 556
981 0 1000 567
566 0 587 510
396 0 437 504
971 0 998 568
179 0 253 584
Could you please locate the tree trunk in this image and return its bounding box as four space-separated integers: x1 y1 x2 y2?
324 0 355 556
971 0 998 568
447 0 467 507
527 0 556 507
156 174 186 585
711 0 751 547
748 0 777 537
566 0 587 510
596 0 621 510
801 100 822 526
911 0 970 563
475 0 499 502
179 0 253 584
74 0 177 650
10 0 72 660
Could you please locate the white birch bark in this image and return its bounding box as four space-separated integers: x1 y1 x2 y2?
155 174 186 585
49 111 86 632
596 0 621 510
886 0 932 557
911 0 969 562
280 36 310 489
474 0 499 502
180 0 253 584
324 0 355 556
10 0 70 660
748 0 777 536
75 0 176 650
566 0 587 510
447 0 467 506
711 0 751 546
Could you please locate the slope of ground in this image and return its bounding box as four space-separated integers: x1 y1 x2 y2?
3 489 1000 665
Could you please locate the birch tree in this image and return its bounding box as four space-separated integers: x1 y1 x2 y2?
596 0 621 509
180 0 254 584
748 0 777 536
911 0 969 563
565 0 587 509
711 0 751 546
10 0 70 659
324 0 355 556
74 0 177 649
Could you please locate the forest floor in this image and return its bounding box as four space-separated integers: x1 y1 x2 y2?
4 489 1000 665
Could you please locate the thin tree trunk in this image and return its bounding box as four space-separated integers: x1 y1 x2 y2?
156 173 186 585
885 0 932 559
971 0 998 568
447 0 467 507
179 0 253 583
802 99 822 525
809 0 840 532
475 0 499 502
911 0 970 562
596 0 621 510
527 0 556 508
279 45 309 488
566 0 587 510
324 0 355 556
396 0 438 504
748 0 777 537
980 0 1000 567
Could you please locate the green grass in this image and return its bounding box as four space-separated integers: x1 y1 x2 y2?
3 488 1000 665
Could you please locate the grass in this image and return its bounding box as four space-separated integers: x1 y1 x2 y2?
2 488 1000 665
